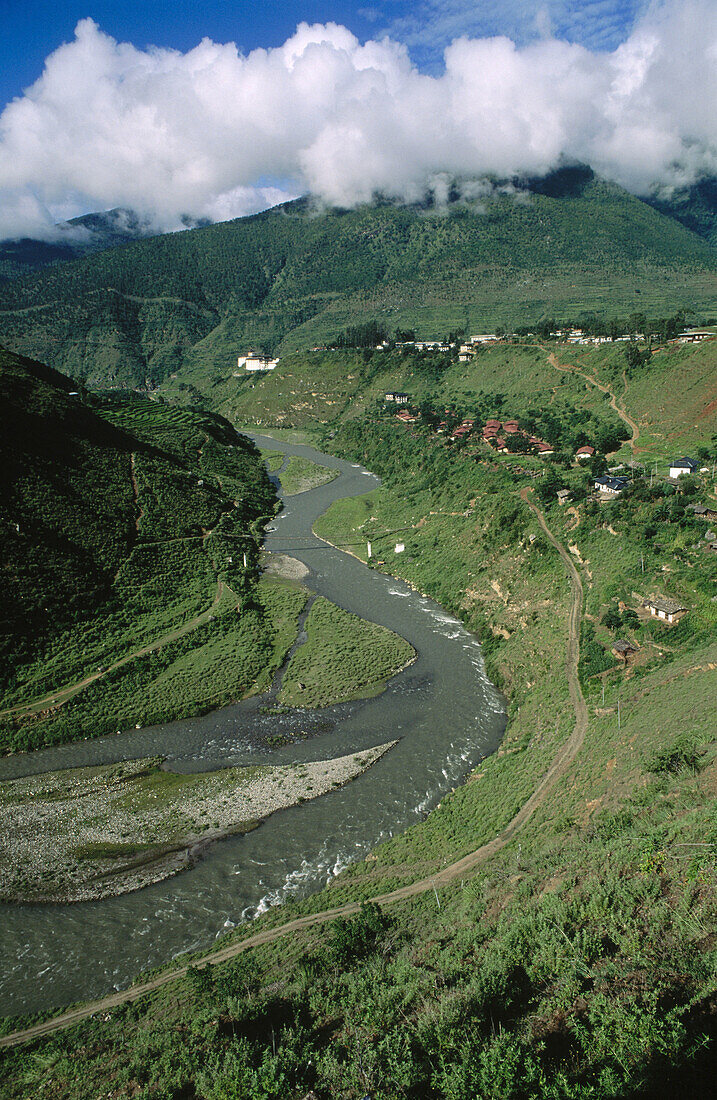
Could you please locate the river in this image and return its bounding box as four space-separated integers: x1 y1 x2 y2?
0 434 505 1016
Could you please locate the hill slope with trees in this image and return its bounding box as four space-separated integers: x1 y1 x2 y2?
0 348 279 751
0 168 715 390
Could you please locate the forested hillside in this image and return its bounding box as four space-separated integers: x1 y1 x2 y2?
0 208 165 281
0 169 715 390
0 349 279 751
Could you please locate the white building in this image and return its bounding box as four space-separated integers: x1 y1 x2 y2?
238 353 279 372
669 457 699 478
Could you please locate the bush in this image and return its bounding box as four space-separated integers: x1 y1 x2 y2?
646 736 704 776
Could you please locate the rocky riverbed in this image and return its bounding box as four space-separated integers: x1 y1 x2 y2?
0 744 395 903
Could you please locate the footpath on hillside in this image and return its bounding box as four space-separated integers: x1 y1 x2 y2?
545 349 640 451
0 491 589 1050
0 580 231 721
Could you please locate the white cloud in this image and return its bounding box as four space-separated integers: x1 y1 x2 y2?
0 2 715 239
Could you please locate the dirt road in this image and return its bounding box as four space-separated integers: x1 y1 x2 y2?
0 494 587 1050
546 350 640 451
0 581 229 721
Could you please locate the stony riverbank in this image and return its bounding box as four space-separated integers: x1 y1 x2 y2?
0 744 396 904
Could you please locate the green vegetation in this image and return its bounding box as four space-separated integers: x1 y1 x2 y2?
278 597 415 707
259 448 284 472
0 349 284 752
1 172 716 393
278 456 338 495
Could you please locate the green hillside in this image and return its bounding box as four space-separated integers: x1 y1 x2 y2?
0 170 715 390
647 176 717 248
0 349 280 752
0 208 166 281
4 339 717 1095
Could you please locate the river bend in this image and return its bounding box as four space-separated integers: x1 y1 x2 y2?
0 435 505 1015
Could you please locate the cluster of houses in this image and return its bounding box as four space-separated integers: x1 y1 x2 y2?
385 396 615 463
479 419 554 455
550 328 647 346
548 327 715 347
593 456 707 499
603 594 692 670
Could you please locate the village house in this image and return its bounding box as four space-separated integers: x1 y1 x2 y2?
669 456 699 478
385 392 409 404
594 475 628 495
677 330 715 344
612 639 638 662
415 340 450 351
557 488 571 505
396 409 419 424
469 334 498 345
643 596 689 624
576 445 596 461
688 502 717 520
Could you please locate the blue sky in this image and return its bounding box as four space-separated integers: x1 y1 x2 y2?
0 0 644 111
3 0 705 238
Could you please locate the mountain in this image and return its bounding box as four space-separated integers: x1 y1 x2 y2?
0 347 276 750
0 208 166 281
0 169 715 391
647 175 717 248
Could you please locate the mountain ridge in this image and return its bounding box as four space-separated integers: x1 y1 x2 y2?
0 170 715 391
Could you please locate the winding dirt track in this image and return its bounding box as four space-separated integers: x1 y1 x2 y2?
546 350 640 450
0 493 587 1050
0 582 229 720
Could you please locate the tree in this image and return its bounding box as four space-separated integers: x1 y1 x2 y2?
536 467 561 503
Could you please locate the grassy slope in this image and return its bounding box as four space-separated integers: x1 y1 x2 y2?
1 174 716 390
3 343 717 1094
175 342 636 443
0 350 282 752
550 339 717 460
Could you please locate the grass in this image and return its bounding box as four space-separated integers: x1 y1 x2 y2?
279 456 339 496
259 448 285 472
278 596 415 707
313 491 379 561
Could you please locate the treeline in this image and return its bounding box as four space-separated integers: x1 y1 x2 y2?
515 309 706 342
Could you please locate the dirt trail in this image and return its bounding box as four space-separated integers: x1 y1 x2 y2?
0 494 589 1050
129 453 144 534
0 288 216 320
546 350 640 451
0 582 228 721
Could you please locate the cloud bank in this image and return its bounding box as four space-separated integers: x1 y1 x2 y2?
0 1 715 239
